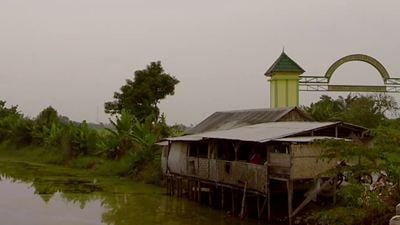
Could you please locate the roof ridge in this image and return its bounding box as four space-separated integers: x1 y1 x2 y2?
215 107 295 113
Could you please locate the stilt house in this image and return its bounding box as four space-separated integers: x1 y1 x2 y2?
161 107 367 221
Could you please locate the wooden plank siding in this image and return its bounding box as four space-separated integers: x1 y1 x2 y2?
291 144 336 179
268 152 291 177
267 144 336 179
167 142 336 193
184 157 268 193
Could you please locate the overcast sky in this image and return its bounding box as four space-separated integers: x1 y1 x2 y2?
1 0 399 125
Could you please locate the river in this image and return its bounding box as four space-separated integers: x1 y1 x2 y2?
0 160 258 225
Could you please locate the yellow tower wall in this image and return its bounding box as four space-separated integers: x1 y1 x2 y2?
270 72 300 108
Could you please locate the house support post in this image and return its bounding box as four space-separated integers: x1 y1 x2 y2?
267 183 271 222
256 196 260 219
287 180 293 225
240 182 248 219
191 179 195 200
208 185 212 206
179 177 183 197
221 186 225 209
231 188 235 216
197 181 201 202
260 196 268 220
177 177 180 197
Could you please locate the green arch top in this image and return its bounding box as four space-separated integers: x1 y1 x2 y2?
325 54 390 82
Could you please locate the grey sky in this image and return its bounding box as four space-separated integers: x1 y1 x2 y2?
1 0 399 125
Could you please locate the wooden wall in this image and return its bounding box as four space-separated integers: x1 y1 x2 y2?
291 144 336 179
167 142 188 174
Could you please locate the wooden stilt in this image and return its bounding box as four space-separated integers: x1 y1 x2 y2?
168 176 172 195
260 196 268 220
175 177 180 197
208 185 212 206
221 186 225 209
257 195 260 219
166 176 169 195
231 188 235 215
178 178 182 197
292 177 334 218
190 180 193 199
240 182 248 219
287 180 293 225
267 184 271 222
180 178 183 197
197 181 201 202
192 180 195 200
171 177 174 196
183 179 186 197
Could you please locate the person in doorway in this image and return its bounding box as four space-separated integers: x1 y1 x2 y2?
249 148 262 164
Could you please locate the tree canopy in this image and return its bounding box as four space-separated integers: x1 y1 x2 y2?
104 61 179 121
305 94 398 128
35 106 59 128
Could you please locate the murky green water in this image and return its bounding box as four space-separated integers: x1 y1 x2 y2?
0 160 258 225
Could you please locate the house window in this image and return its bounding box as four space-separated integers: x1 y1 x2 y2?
188 142 208 158
216 141 235 161
273 143 291 154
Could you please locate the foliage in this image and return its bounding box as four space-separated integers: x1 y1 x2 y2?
0 100 19 117
69 121 99 157
372 119 400 180
306 95 344 121
35 106 59 128
101 109 136 159
306 94 398 128
0 101 33 146
0 96 169 187
309 118 400 225
104 61 179 121
168 123 189 137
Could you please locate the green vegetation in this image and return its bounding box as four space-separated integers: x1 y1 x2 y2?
303 94 400 225
305 94 398 128
104 61 179 121
0 61 180 185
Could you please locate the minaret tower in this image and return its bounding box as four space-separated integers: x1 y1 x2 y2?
264 52 305 108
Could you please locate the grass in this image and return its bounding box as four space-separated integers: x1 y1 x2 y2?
0 143 162 184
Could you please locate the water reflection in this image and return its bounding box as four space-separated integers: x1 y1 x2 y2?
0 161 257 225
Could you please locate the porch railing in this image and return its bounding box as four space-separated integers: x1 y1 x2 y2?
186 157 267 193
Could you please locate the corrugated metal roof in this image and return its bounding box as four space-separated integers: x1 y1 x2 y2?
273 136 349 143
168 122 339 143
155 141 169 146
186 107 311 134
167 135 203 142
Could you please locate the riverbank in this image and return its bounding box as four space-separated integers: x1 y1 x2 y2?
0 143 163 185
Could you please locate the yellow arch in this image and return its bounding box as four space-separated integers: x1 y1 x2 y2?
325 54 390 82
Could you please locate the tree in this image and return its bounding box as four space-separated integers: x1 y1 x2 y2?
310 120 400 225
35 106 59 128
0 100 19 118
104 61 179 121
307 95 344 121
306 94 398 128
0 101 33 146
